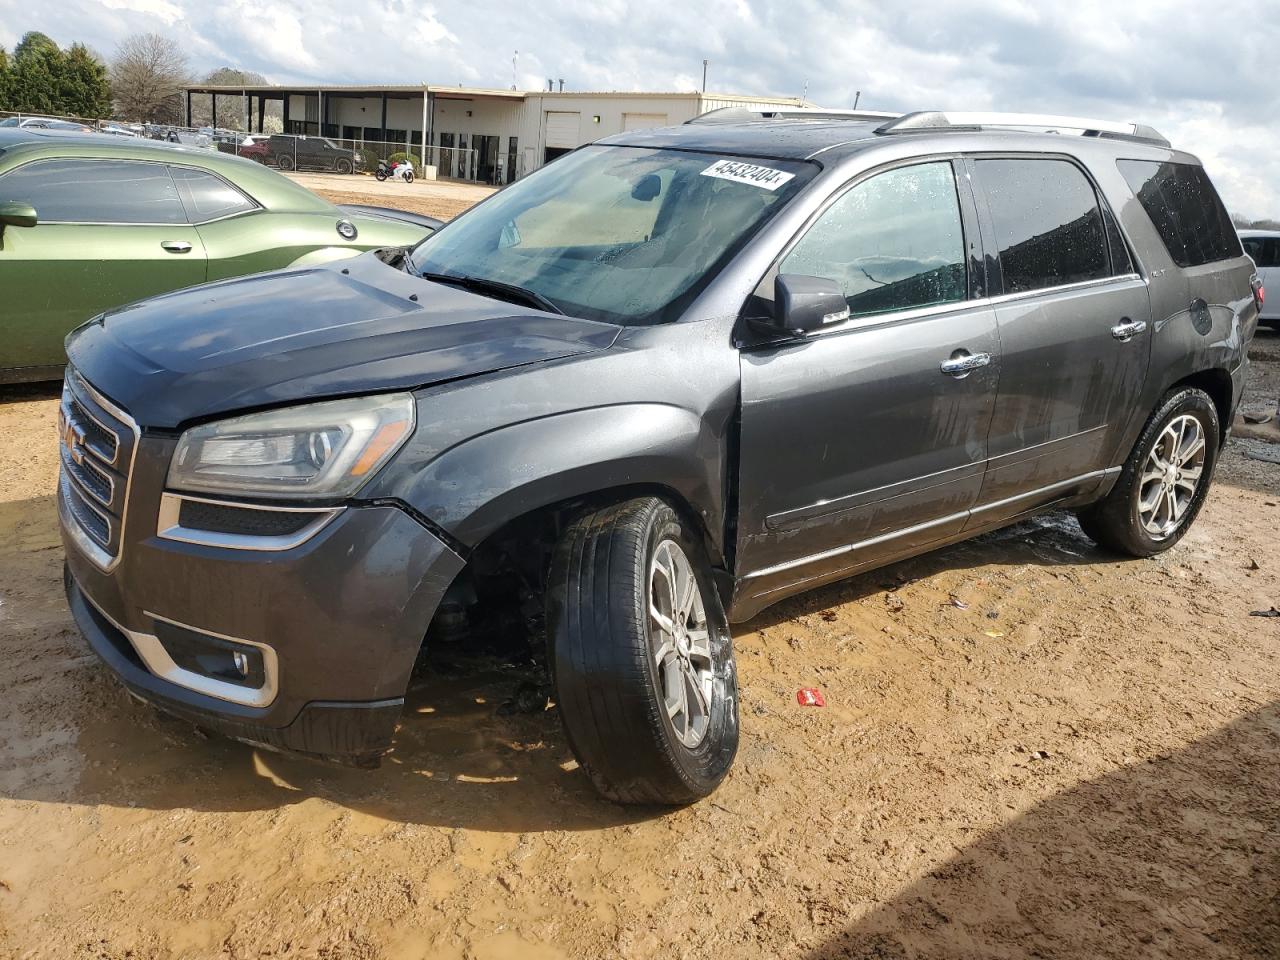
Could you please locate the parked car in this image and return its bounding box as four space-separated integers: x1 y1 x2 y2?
1239 229 1279 329
0 116 93 133
0 128 435 381
236 134 270 163
59 110 1259 805
260 134 359 174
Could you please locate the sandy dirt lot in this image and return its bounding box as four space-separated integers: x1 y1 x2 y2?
289 171 496 222
1 202 1278 957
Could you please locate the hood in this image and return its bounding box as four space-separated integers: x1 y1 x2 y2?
66 253 621 428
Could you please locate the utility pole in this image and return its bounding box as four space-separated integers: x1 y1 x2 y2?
853 90 861 109
702 59 708 92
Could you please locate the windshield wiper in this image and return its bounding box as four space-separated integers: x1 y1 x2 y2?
421 271 563 315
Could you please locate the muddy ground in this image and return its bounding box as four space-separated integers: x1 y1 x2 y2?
1 192 1278 957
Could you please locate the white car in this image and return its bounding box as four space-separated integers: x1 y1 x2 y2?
1240 229 1280 330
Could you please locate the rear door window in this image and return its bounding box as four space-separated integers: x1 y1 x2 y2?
1118 159 1241 267
778 161 968 318
0 158 186 224
974 158 1110 294
169 166 257 222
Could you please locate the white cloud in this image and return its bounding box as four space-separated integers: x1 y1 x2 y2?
97 0 183 26
2 0 1274 213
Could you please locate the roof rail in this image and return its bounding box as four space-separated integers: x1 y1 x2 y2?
874 111 1169 147
687 106 900 125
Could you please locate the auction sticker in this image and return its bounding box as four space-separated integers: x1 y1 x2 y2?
701 159 795 191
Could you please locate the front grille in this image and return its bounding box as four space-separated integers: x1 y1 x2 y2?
58 372 139 567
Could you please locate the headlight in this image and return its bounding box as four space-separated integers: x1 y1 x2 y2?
168 394 415 499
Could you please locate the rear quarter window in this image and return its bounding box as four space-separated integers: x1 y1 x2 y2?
1117 160 1241 268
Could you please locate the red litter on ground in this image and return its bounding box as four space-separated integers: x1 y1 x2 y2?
797 688 826 707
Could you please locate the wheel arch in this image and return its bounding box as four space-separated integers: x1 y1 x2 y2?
386 403 732 573
1166 367 1233 445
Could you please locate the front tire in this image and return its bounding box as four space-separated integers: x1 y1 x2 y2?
335 157 353 175
1076 387 1220 557
547 497 739 805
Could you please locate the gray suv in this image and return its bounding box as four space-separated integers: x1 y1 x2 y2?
60 109 1261 805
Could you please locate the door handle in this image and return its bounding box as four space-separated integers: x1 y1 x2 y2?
940 351 992 377
1111 319 1147 341
160 240 192 253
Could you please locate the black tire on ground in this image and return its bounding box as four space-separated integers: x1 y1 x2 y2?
404 170 414 183
276 154 294 171
375 169 387 182
1076 387 1220 557
547 497 739 805
335 157 353 175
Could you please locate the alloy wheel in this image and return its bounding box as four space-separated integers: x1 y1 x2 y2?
1138 413 1206 539
649 539 714 749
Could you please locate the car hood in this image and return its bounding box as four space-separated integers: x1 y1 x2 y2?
66 253 622 428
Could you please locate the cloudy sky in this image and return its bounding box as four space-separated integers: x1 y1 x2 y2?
1 0 1275 215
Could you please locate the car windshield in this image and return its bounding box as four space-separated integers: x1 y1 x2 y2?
410 145 815 325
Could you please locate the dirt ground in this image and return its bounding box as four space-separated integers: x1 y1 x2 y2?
291 171 496 223
1 258 1279 956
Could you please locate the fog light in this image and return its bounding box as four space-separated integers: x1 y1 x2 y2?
153 619 267 689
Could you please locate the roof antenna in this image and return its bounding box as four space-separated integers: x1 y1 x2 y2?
512 51 518 91
853 90 861 109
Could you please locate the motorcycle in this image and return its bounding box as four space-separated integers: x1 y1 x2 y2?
375 158 415 184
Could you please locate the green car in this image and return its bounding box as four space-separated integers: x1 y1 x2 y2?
0 129 438 382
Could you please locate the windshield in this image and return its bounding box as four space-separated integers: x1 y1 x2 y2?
411 145 815 325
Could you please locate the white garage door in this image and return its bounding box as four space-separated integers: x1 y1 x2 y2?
623 112 668 131
544 112 582 148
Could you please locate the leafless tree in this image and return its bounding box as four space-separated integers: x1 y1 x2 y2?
110 33 189 123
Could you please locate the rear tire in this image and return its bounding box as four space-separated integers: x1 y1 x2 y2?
375 169 387 182
1076 387 1220 557
276 154 294 172
547 497 739 805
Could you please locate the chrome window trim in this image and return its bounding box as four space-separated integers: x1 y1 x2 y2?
743 467 1119 581
75 586 279 708
61 371 140 573
156 491 343 551
796 272 1146 340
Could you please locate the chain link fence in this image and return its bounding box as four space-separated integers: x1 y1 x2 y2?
0 111 516 184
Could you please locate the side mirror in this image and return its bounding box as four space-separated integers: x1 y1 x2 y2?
772 274 849 335
0 201 37 229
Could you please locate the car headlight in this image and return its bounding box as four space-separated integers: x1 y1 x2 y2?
168 394 415 499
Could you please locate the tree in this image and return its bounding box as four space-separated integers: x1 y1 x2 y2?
0 31 112 119
1231 212 1280 231
191 66 281 130
110 32 189 123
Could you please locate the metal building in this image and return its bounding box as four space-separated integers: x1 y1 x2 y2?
180 83 811 184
